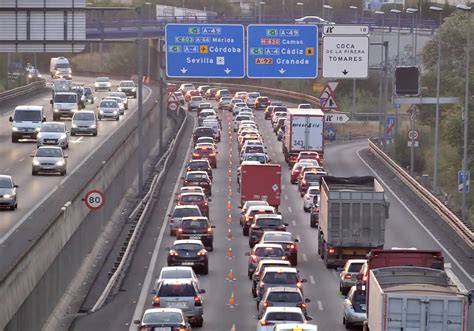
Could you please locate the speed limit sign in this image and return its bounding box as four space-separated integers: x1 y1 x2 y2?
84 190 105 210
168 101 179 112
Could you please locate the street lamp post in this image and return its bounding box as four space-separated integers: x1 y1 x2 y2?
296 2 303 18
258 1 266 23
430 6 443 194
323 5 333 22
375 10 385 144
390 9 402 65
406 8 419 64
457 4 472 221
350 5 358 119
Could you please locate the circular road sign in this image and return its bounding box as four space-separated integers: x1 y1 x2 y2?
168 101 179 112
84 190 105 210
408 129 419 141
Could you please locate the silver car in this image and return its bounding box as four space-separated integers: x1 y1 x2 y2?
343 286 367 328
188 96 203 111
37 122 69 149
134 308 191 331
31 146 68 176
103 96 125 115
257 286 310 319
109 92 128 109
156 266 200 289
151 279 205 327
94 76 111 91
303 186 320 212
0 175 18 210
71 111 97 136
256 267 307 299
168 205 202 236
97 99 120 121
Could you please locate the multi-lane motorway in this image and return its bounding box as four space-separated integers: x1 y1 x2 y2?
72 96 473 330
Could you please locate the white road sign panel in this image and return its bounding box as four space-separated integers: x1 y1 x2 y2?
323 36 369 79
324 113 350 123
323 25 370 36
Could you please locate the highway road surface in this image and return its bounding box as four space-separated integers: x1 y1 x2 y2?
73 98 473 331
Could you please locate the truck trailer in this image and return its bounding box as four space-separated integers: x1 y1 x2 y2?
240 162 281 209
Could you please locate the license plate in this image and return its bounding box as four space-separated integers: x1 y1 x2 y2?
168 301 187 309
190 235 202 239
22 135 31 138
182 262 194 266
154 328 171 331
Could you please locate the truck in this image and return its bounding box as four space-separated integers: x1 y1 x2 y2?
317 176 389 268
50 57 72 79
50 92 82 121
239 162 281 209
366 266 470 331
282 108 324 167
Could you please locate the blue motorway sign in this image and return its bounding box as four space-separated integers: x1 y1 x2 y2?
247 24 318 79
458 170 470 193
165 24 245 78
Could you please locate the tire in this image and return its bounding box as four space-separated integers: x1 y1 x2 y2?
98 116 102 121
193 316 204 328
201 266 209 275
310 219 317 228
304 207 309 212
345 321 352 329
207 245 213 252
64 144 69 149
10 205 15 211
71 131 75 136
32 170 37 176
93 131 98 137
248 270 252 279
61 170 66 176
243 227 249 236
11 136 18 143
208 190 212 197
115 116 119 121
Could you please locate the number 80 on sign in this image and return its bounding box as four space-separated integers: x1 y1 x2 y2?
84 190 105 210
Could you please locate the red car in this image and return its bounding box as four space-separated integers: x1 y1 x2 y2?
182 171 212 196
192 146 217 168
290 162 314 184
296 151 321 165
176 192 210 217
185 89 201 102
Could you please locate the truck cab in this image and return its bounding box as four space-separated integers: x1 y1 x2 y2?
50 57 72 79
51 92 81 121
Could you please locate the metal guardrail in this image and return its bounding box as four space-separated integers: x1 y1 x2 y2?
368 138 474 249
0 80 46 102
90 107 188 312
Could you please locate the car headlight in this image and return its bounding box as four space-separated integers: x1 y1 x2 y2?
3 194 11 199
113 111 118 115
37 133 42 139
131 87 136 92
54 108 59 112
71 109 78 112
12 127 18 131
117 87 122 91
60 134 67 140
35 127 41 132
33 159 40 166
28 74 32 79
99 110 104 114
89 124 97 128
71 124 78 128
56 160 65 166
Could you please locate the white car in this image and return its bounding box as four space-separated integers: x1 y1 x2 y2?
233 114 252 132
36 122 69 149
297 103 312 109
203 119 221 141
273 323 318 331
94 77 111 91
97 99 120 121
0 175 18 210
257 307 311 331
232 102 248 115
156 266 200 288
245 91 260 107
303 186 320 212
295 15 333 25
109 91 129 109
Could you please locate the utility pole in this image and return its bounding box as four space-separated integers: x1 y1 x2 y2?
136 5 144 196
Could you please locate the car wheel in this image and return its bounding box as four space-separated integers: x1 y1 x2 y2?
11 136 18 143
14 202 18 209
201 266 209 275
345 321 352 329
10 205 15 211
64 144 69 149
304 207 309 212
193 316 204 328
93 131 98 136
208 190 212 197
71 131 75 136
61 170 66 176
243 228 249 236
32 170 37 176
53 116 59 121
248 271 252 279
207 245 213 252
115 116 119 121
98 116 102 120
300 192 304 197
291 257 298 266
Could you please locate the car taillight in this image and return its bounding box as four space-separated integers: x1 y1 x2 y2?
289 244 296 250
297 303 307 309
363 275 368 282
251 255 257 262
152 296 160 307
177 228 183 233
263 301 273 308
260 321 274 326
192 153 199 157
194 295 203 306
302 180 306 185
187 167 191 171
169 250 179 256
328 247 336 255
209 153 216 157
296 282 302 288
200 182 208 186
345 274 352 279
197 249 207 256
207 227 213 233
204 202 208 206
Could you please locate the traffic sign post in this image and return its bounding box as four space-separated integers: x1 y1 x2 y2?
247 24 318 79
84 190 105 210
458 171 470 193
386 116 396 138
165 24 245 78
323 35 369 79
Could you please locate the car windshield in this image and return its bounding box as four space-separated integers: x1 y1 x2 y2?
13 110 42 121
84 87 92 94
172 208 201 218
265 233 292 242
190 162 208 169
267 292 301 303
194 128 213 135
352 291 367 312
161 269 192 280
263 272 298 284
100 101 117 108
111 92 126 98
54 94 76 103
236 116 250 121
348 262 365 273
181 195 204 202
182 220 207 229
191 96 203 101
246 154 266 163
74 113 94 121
36 148 62 157
259 97 269 102
256 218 281 227
96 77 109 82
265 312 303 322
157 283 196 297
244 201 268 210
308 189 319 195
0 178 12 188
41 123 64 132
143 311 183 325
186 173 208 181
56 63 70 68
305 173 323 181
255 247 283 257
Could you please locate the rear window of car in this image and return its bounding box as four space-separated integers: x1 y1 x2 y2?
264 233 292 242
305 173 324 181
274 106 287 112
190 161 208 168
265 312 303 322
258 97 269 102
174 243 202 251
308 188 319 195
186 173 208 181
157 284 196 297
235 115 250 121
250 209 274 216
348 262 365 273
181 195 204 202
267 291 302 302
256 218 282 227
194 128 214 135
143 311 183 324
191 96 203 101
245 146 264 154
172 208 201 218
182 219 208 229
263 272 298 284
255 247 284 257
161 269 192 280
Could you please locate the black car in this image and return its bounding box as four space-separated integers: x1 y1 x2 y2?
187 159 213 180
83 87 94 104
183 171 212 196
193 127 214 144
260 231 299 266
249 214 288 248
167 240 209 274
310 198 320 228
177 217 215 251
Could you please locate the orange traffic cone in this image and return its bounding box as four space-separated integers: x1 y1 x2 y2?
229 189 233 197
226 269 236 281
227 228 233 240
227 200 231 210
227 215 232 224
229 291 236 306
227 247 233 259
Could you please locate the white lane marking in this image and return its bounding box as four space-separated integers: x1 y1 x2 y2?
281 184 285 190
356 148 474 284
288 206 292 213
302 253 308 262
18 157 25 162
332 270 339 278
129 116 195 329
284 194 288 200
0 85 153 244
4 168 10 173
317 300 324 311
70 137 83 144
291 220 296 226
309 275 315 284
295 234 301 241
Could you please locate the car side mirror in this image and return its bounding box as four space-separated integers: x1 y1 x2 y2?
149 289 156 295
30 154 35 157
306 316 313 321
50 100 53 105
199 289 206 294
42 116 46 122
133 320 141 325
301 279 308 283
9 116 13 122
211 225 216 228
208 198 212 202
14 184 19 188
244 252 250 256
294 238 299 243
64 155 69 158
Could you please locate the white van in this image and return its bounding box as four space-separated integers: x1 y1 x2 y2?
9 106 46 142
51 92 80 121
50 57 72 79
